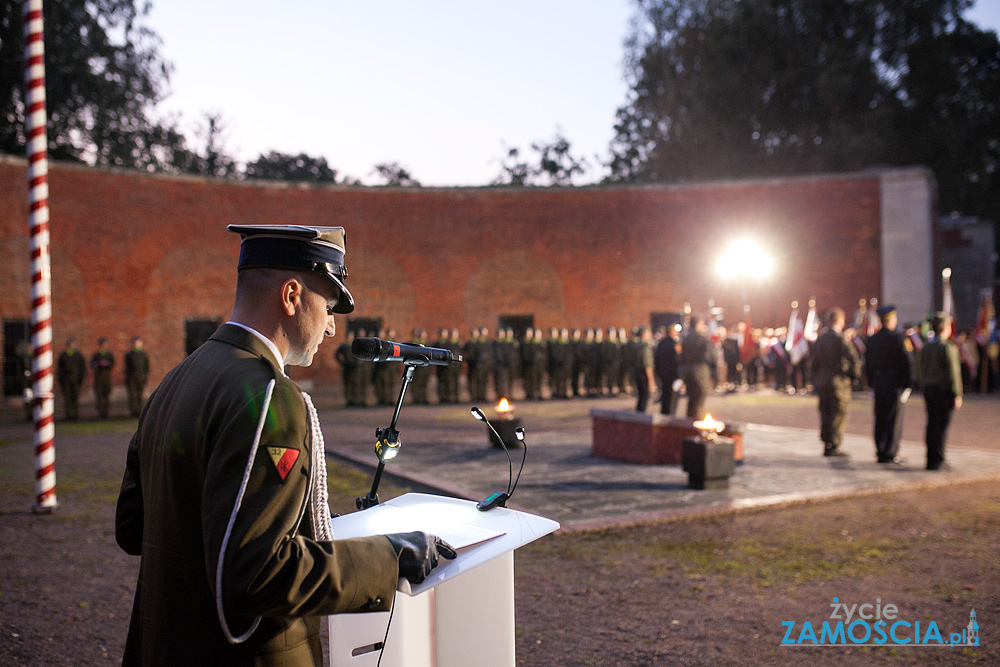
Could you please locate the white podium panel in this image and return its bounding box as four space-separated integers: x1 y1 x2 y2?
327 493 559 667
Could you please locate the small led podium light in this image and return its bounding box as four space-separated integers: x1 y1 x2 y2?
374 428 400 462
515 427 524 442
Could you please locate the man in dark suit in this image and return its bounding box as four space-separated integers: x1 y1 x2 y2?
655 325 680 415
864 305 912 464
115 225 453 666
811 307 862 457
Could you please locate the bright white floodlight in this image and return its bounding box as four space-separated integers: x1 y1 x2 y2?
715 238 774 281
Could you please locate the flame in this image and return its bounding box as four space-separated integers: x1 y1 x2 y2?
497 398 511 412
693 413 725 433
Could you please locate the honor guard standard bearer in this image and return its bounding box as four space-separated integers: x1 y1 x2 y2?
115 225 453 666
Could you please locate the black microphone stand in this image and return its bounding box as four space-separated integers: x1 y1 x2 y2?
356 359 425 510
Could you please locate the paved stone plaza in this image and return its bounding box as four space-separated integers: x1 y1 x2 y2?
323 391 1000 531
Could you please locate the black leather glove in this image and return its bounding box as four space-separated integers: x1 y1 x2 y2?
385 531 458 584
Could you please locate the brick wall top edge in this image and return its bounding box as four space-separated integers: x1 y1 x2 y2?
0 153 932 194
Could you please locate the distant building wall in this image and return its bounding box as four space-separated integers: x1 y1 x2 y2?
880 168 937 326
0 157 938 392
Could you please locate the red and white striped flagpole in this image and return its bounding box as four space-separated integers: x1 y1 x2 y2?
24 0 57 512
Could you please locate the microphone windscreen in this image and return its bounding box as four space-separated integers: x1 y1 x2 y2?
351 337 385 361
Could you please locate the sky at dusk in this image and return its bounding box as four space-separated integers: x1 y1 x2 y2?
145 0 1000 187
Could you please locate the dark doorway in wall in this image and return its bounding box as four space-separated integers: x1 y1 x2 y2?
2 319 31 397
185 319 222 356
497 314 534 341
347 317 382 337
650 311 684 332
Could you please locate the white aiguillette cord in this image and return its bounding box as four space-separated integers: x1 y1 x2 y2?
215 383 337 644
215 379 275 644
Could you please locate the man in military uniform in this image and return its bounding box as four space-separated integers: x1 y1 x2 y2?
570 328 585 396
445 328 463 403
864 305 912 464
115 225 452 666
408 328 433 404
582 328 600 396
433 328 453 403
548 328 572 399
334 329 361 406
601 327 621 396
921 312 963 470
811 307 862 457
528 328 549 399
467 327 494 402
373 328 399 406
353 328 375 407
680 317 715 419
57 337 86 421
633 327 656 412
492 328 513 400
91 337 115 419
124 336 150 417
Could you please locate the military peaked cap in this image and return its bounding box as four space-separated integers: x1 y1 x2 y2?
228 224 355 313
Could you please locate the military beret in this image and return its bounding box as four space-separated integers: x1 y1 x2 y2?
227 224 354 314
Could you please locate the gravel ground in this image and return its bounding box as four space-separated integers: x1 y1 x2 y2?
0 390 997 666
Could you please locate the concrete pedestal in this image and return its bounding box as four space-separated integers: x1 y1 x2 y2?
681 435 736 489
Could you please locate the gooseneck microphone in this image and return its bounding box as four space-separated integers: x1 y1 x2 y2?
352 337 463 366
471 406 527 511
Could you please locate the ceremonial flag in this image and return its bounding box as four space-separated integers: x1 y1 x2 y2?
739 308 756 365
854 299 867 329
785 306 809 365
864 299 880 337
942 268 956 338
975 290 994 345
804 300 819 342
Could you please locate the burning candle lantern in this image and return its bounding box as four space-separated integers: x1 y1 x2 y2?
487 398 522 448
692 414 725 441
683 413 735 489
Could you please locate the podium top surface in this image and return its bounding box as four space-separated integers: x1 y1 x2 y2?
329 493 560 595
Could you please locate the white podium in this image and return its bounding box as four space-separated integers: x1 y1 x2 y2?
327 493 559 667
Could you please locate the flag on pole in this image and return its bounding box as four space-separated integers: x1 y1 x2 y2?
942 268 956 338
804 299 819 342
864 298 880 337
854 298 867 330
785 304 809 365
975 289 994 345
739 306 756 365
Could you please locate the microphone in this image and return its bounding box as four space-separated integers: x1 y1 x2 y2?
352 337 462 366
471 406 527 511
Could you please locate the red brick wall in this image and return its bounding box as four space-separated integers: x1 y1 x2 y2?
1 159 887 390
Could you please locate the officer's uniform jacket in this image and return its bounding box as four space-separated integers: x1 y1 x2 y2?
115 324 398 666
811 327 861 390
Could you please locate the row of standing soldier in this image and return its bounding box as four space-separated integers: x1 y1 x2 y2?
335 326 663 407
50 335 150 420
